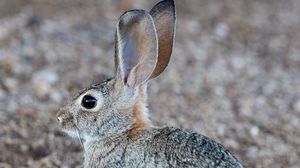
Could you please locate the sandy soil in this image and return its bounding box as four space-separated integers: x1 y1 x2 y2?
0 0 300 167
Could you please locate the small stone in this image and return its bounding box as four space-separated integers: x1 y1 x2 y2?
214 86 225 97
3 78 18 92
20 144 30 153
214 22 229 40
250 126 259 136
231 56 247 70
26 15 42 28
32 145 50 160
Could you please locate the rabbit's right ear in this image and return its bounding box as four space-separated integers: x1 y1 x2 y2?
114 10 158 89
149 0 176 79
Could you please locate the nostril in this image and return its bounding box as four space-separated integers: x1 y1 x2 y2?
57 117 63 123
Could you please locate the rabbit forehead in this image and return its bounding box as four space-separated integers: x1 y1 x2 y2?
73 78 114 101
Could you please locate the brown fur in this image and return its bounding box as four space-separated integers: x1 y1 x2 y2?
128 86 151 139
56 1 244 167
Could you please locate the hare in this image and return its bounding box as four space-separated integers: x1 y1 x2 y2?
56 0 244 167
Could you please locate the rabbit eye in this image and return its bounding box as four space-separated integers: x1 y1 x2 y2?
81 95 97 109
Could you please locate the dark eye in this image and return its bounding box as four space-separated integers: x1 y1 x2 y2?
81 95 97 109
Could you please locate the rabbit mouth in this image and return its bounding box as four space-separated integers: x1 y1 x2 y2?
58 115 84 146
58 118 78 137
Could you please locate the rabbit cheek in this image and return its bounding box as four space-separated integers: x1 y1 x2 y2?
76 113 98 135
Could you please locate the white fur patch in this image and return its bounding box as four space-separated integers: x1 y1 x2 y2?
62 129 78 138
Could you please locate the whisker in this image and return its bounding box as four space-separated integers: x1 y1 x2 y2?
73 114 84 148
76 129 84 148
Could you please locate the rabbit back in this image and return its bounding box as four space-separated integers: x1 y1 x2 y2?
143 127 243 168
84 127 244 168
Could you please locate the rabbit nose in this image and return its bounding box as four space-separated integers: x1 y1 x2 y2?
57 116 63 124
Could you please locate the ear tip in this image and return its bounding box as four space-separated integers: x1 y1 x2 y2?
120 9 151 20
164 0 175 7
150 0 176 16
118 10 152 27
121 9 147 17
158 0 175 7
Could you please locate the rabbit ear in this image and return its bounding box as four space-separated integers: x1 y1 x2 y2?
115 10 158 88
149 0 176 79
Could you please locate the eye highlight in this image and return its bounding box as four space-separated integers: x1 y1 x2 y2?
81 95 97 109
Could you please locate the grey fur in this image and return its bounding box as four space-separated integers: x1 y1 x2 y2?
84 127 244 168
56 0 245 167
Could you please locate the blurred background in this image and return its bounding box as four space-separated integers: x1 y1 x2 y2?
0 0 300 167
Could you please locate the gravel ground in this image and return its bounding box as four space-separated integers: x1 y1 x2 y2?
0 0 300 167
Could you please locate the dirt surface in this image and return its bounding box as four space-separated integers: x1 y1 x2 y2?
0 0 300 167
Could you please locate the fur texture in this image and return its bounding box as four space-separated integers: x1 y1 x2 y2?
56 0 244 167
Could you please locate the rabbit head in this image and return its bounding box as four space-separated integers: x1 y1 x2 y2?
56 0 175 143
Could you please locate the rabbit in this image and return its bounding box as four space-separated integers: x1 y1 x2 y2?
56 0 245 167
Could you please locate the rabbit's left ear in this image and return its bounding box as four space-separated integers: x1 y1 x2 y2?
115 10 158 88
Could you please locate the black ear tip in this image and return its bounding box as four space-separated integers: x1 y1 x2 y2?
160 0 175 5
160 0 175 9
164 0 175 6
150 0 175 16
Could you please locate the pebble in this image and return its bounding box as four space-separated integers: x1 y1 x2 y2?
20 144 30 153
250 126 260 137
3 78 18 92
214 22 229 40
32 145 50 160
214 85 225 97
231 56 247 70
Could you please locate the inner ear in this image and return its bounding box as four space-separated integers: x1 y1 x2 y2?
115 10 158 88
149 0 176 79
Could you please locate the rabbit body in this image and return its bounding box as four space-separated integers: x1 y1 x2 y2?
57 0 245 167
84 127 242 168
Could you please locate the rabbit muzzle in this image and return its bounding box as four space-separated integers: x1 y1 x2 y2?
56 108 75 127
